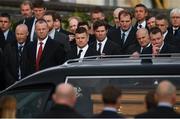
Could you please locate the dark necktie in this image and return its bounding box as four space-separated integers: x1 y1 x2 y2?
174 29 178 36
36 42 43 71
97 42 102 55
139 24 142 28
121 32 126 44
77 49 83 58
18 45 23 80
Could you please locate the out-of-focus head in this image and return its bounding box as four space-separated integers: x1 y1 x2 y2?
145 90 157 110
136 28 150 47
75 27 89 48
53 13 62 30
113 7 124 27
93 20 108 42
146 15 156 29
0 96 17 118
20 0 33 18
43 11 56 31
170 8 180 28
0 13 11 32
68 16 81 34
33 0 46 20
15 24 29 44
90 7 105 23
134 3 149 22
53 83 77 107
102 85 122 108
156 80 176 105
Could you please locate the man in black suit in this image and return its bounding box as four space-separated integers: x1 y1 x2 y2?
128 28 152 55
67 27 98 59
43 11 71 53
27 0 46 42
25 19 66 75
149 27 179 56
168 8 180 49
134 4 149 30
90 20 121 56
0 28 5 49
4 24 29 87
155 14 174 44
0 13 15 45
136 80 180 118
13 0 34 31
109 10 138 54
94 85 124 118
38 83 82 118
53 12 71 36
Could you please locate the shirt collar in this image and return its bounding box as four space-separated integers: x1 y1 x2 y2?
3 29 9 40
77 44 89 53
121 26 132 35
158 102 172 108
163 30 168 39
104 107 117 112
138 20 146 28
159 42 164 51
48 28 56 39
37 36 48 45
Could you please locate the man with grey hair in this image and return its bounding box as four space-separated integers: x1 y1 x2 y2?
168 8 180 50
136 80 180 118
38 83 82 118
4 24 29 87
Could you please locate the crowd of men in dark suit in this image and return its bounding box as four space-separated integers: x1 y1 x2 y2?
0 1 179 90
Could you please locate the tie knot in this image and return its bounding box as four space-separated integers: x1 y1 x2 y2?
98 42 102 46
39 42 43 45
139 24 142 28
79 49 83 53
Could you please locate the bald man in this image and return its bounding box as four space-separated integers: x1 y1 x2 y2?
4 24 29 87
113 7 124 29
129 28 152 56
136 80 180 118
39 83 82 118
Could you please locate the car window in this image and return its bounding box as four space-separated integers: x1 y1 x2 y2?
66 75 180 117
4 88 52 118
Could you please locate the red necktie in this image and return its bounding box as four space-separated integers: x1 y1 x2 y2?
36 42 43 71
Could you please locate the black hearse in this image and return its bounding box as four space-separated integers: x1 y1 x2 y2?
1 55 180 117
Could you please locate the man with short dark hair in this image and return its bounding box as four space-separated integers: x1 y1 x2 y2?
134 4 149 30
67 27 98 59
94 85 124 118
149 27 178 56
90 20 121 55
43 11 71 53
0 13 15 44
